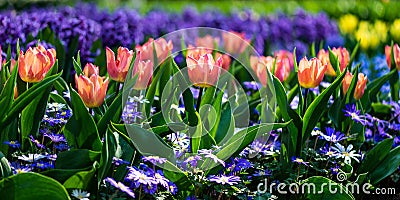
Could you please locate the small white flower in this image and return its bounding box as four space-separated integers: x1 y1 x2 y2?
332 143 361 165
71 189 90 200
17 154 47 163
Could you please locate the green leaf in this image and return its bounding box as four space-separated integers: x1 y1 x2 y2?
293 47 298 72
125 124 175 161
98 130 117 186
64 88 102 151
209 85 226 142
191 111 216 153
0 151 12 178
63 162 98 190
41 167 92 183
1 72 62 127
364 69 397 103
369 145 400 185
97 92 123 136
0 62 18 120
56 149 101 169
348 41 359 68
72 51 82 75
358 138 394 174
163 160 194 191
302 70 346 143
328 47 341 75
0 173 70 200
215 122 291 165
301 176 354 200
273 77 299 160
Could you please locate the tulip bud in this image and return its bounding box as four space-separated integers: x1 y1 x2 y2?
75 63 109 108
332 47 350 72
132 51 153 90
342 71 353 95
106 46 134 82
187 53 222 88
18 45 56 83
298 57 327 88
385 44 400 70
354 73 367 100
222 31 250 55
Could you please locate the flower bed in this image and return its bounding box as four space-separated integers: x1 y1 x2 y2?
0 3 399 200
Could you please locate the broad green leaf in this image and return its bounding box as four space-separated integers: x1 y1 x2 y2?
0 62 18 120
302 70 346 143
358 138 394 174
1 72 62 127
97 92 123 136
369 145 400 185
64 88 102 151
0 173 70 200
215 122 291 167
273 77 299 160
301 176 355 200
56 149 101 170
63 162 98 190
125 124 175 161
163 160 194 191
41 167 92 183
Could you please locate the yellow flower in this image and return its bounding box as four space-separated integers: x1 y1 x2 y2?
339 14 359 34
374 20 388 42
355 21 379 50
390 19 400 42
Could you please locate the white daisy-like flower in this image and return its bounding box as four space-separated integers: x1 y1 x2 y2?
332 143 361 164
17 154 47 163
71 189 90 200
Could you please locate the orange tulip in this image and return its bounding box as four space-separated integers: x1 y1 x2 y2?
196 35 219 49
75 63 109 108
385 44 400 70
132 51 153 90
298 57 327 88
222 31 250 55
250 56 274 87
342 71 353 95
354 73 367 100
18 45 56 83
187 53 222 88
135 38 173 64
106 47 134 82
317 49 336 76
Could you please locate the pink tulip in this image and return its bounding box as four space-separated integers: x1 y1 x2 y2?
18 45 56 83
187 53 222 88
222 31 250 55
106 46 134 82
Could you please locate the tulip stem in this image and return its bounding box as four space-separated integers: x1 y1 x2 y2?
302 88 309 115
196 87 204 112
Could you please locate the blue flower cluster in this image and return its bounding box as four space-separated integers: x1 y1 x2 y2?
0 4 341 63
